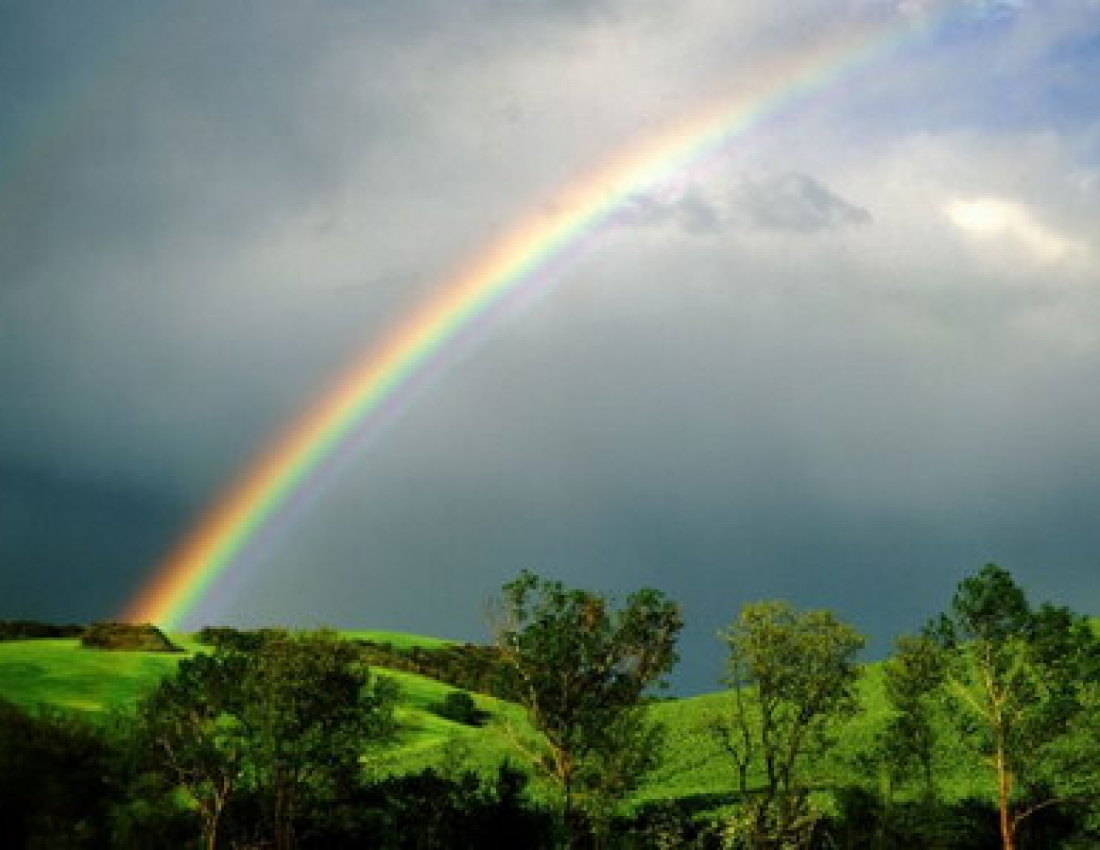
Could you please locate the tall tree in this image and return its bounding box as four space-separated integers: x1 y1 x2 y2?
138 650 251 850
240 630 398 850
714 600 865 849
881 633 947 805
929 563 1100 850
137 631 397 850
491 571 682 848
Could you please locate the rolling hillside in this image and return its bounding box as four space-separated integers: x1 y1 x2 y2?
0 630 991 808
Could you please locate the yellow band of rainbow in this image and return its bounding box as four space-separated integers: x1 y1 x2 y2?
123 3 961 629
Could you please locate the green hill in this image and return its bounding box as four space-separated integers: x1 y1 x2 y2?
0 631 526 778
0 630 991 808
0 638 186 714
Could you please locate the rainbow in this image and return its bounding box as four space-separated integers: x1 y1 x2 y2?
124 3 962 628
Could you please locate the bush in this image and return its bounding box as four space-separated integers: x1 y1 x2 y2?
194 625 276 652
435 690 488 726
0 698 121 848
304 765 554 849
80 622 181 653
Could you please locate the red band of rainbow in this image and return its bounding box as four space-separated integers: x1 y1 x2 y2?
123 3 961 628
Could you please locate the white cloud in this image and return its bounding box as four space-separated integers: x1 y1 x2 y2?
945 196 1082 262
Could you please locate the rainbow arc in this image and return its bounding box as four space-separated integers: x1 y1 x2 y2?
123 3 962 628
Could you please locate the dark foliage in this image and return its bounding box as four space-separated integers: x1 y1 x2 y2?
196 628 514 696
357 639 512 698
0 620 84 640
0 698 120 849
434 690 489 726
81 621 181 652
195 626 289 653
297 765 555 850
824 786 1100 850
610 797 735 849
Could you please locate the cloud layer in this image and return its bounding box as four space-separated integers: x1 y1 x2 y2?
2 0 1099 690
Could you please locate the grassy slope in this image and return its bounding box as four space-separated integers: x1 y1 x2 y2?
0 633 523 778
342 630 455 650
641 662 989 808
0 638 186 714
0 632 995 807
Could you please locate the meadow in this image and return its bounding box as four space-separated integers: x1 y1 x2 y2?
0 629 985 808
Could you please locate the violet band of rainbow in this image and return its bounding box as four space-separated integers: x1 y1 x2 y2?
122 2 961 629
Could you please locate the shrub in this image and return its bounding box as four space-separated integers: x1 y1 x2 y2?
80 622 181 653
435 690 488 726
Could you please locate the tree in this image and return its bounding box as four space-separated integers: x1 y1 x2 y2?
137 631 397 850
847 633 952 848
0 698 119 849
928 564 1100 850
881 633 947 805
436 689 488 726
239 630 398 850
137 650 252 850
713 600 865 849
491 571 682 848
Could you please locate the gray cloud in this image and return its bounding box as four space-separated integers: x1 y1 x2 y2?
2 0 1098 692
615 189 725 235
731 173 872 233
677 190 726 235
615 174 871 238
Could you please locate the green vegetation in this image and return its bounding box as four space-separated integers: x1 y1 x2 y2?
0 638 186 714
491 570 683 846
341 629 455 650
712 601 866 847
1 566 1099 848
81 621 181 652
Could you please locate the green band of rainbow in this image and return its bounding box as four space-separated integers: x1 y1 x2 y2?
123 3 961 629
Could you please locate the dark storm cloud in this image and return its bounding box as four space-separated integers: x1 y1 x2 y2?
2 0 1098 693
0 461 185 620
210 236 1100 691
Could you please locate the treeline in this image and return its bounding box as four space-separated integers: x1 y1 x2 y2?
198 626 511 699
0 619 181 651
0 693 553 849
2 564 1100 849
0 620 84 640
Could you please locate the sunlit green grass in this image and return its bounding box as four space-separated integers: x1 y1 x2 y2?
0 638 187 714
0 632 526 778
343 630 455 650
0 631 995 807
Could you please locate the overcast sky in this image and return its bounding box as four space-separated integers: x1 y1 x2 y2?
2 0 1099 692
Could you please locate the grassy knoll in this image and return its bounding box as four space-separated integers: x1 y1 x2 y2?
638 662 990 809
0 631 993 809
375 668 530 777
343 629 456 650
0 631 524 774
0 638 187 714
0 631 456 716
